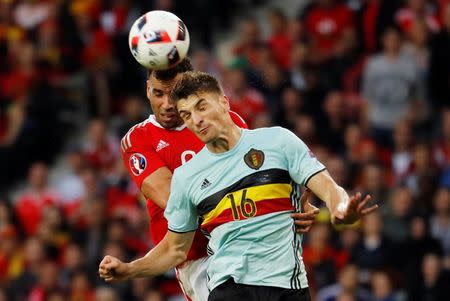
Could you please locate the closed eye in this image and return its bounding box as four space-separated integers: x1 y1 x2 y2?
180 112 191 120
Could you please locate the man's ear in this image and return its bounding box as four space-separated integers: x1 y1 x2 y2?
222 95 231 111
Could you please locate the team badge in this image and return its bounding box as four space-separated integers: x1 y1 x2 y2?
244 148 265 170
129 153 147 176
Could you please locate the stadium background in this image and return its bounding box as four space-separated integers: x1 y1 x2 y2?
1 0 450 300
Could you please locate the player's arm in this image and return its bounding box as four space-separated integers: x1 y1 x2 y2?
306 170 378 225
99 230 194 282
291 189 319 233
121 130 172 209
141 167 172 209
279 127 377 225
100 169 197 282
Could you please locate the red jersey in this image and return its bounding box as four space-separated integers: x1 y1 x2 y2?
304 4 354 54
121 111 247 261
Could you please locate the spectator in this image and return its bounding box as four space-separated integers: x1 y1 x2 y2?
28 261 60 301
303 220 348 291
370 270 404 301
359 163 389 207
430 187 450 255
403 215 443 297
36 206 69 259
9 237 47 300
316 264 371 301
95 287 120 301
319 91 349 153
0 225 22 284
294 114 318 146
60 243 86 289
362 26 423 147
14 162 60 236
301 0 356 65
232 18 264 68
55 147 86 207
405 143 438 207
382 186 414 244
391 120 414 184
401 18 430 84
408 253 450 301
289 41 310 91
223 67 268 128
275 85 304 130
130 277 153 301
395 0 440 34
433 108 450 170
338 227 361 256
82 118 120 174
267 8 292 70
351 212 393 283
65 168 102 230
258 61 287 120
115 95 148 139
326 156 349 188
69 270 95 301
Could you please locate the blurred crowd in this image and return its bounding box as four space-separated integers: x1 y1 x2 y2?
1 0 450 300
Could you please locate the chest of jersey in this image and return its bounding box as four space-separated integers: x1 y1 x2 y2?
150 126 204 171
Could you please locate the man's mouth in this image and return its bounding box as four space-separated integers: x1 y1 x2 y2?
199 126 209 135
161 112 176 119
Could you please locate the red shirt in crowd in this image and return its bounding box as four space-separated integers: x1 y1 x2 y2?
395 6 440 33
228 90 266 129
268 33 292 70
304 4 354 55
15 189 59 236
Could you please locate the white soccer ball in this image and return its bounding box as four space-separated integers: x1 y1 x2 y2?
128 10 190 70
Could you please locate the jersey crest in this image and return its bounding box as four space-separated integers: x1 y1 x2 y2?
244 148 265 170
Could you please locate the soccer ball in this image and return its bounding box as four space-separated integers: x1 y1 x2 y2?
128 10 190 70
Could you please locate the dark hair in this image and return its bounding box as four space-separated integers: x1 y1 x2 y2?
170 71 223 105
147 57 193 81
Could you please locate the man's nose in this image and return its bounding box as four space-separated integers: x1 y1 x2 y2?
161 95 174 110
192 112 203 126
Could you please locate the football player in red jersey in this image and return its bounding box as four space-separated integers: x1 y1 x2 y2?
119 58 319 300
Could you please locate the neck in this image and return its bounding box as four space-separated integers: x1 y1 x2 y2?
206 123 242 154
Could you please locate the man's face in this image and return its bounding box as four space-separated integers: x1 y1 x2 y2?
146 73 184 129
176 91 229 144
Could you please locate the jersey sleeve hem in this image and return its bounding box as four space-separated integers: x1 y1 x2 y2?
305 167 326 187
168 228 198 234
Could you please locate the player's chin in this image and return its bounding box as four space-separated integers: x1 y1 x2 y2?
159 116 183 129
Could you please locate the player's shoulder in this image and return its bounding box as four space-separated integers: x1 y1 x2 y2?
245 126 302 147
246 126 289 137
121 116 156 152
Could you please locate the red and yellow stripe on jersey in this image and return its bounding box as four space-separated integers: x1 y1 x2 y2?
197 169 295 234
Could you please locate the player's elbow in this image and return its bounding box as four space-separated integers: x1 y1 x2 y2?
169 247 188 265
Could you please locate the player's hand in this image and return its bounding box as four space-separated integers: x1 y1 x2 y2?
98 255 131 283
291 189 319 234
333 192 378 225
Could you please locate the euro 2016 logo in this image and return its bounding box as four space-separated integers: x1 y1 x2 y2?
129 153 147 176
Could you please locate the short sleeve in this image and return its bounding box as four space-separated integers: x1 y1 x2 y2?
164 171 199 233
121 141 166 190
279 128 326 186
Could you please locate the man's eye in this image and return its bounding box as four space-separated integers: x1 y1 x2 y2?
199 106 206 111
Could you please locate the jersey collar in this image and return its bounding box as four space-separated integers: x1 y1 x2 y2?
148 115 187 131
